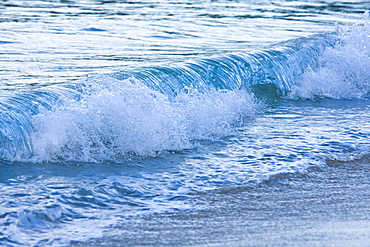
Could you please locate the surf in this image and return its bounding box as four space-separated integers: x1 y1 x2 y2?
0 17 369 163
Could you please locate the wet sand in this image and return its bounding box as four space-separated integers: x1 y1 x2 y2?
73 156 370 246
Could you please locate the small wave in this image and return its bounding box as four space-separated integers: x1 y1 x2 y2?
1 18 370 162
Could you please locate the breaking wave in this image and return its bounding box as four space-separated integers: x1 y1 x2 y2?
1 15 369 162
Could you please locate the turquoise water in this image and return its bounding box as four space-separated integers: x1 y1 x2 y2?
0 1 370 246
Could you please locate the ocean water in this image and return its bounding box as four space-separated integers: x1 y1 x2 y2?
0 1 370 246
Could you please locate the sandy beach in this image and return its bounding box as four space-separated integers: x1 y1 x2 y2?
73 155 370 246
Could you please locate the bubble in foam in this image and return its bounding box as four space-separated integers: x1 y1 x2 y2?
30 75 259 162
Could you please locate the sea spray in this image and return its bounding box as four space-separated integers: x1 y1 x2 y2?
288 12 370 100
30 75 258 162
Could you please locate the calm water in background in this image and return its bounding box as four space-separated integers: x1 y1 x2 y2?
0 1 370 246
0 0 364 91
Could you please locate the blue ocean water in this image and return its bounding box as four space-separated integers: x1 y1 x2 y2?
0 1 370 246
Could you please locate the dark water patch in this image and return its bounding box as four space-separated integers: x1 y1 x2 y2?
0 41 18 44
81 27 107 32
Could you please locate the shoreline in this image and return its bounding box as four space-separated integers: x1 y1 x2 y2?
73 156 370 246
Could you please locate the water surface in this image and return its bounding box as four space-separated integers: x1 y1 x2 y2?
0 1 370 246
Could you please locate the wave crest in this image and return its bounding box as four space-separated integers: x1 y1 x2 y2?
29 76 258 162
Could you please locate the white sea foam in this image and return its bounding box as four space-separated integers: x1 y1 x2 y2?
288 13 370 100
30 75 259 162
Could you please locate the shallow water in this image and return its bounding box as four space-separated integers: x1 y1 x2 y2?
72 155 370 247
0 1 370 246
